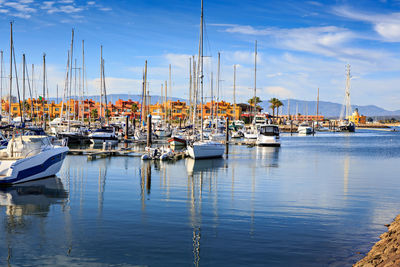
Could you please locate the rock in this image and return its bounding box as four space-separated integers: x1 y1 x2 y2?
354 215 400 266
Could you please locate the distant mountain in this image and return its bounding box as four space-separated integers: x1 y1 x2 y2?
49 94 400 117
258 99 400 118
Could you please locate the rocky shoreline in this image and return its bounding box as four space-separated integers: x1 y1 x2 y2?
354 215 400 266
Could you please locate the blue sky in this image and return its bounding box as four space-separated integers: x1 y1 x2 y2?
0 0 400 110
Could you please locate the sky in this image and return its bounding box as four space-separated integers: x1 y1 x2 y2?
0 0 400 110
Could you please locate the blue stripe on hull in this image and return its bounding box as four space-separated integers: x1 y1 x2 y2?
0 152 67 184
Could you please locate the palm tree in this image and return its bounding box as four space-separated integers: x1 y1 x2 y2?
91 108 98 119
275 99 283 123
268 98 278 121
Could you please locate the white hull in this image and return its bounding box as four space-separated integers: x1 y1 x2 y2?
256 135 280 147
187 141 225 159
244 132 258 139
298 126 313 135
0 146 69 184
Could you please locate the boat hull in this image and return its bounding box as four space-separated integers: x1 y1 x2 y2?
0 147 69 185
256 135 281 147
187 141 225 159
168 137 187 149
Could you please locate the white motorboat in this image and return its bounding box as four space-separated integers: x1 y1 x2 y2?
187 141 225 159
89 126 118 144
231 130 244 138
256 125 280 147
244 126 258 139
298 122 313 135
0 135 69 184
155 127 172 138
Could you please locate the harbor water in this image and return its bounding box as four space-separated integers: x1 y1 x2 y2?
1 130 400 266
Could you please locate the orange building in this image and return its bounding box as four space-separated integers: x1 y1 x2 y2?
3 98 241 121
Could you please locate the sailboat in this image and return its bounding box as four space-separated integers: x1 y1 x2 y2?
338 64 355 132
187 0 225 159
244 41 260 140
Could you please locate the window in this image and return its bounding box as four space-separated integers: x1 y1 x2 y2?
55 108 59 111
13 107 17 111
206 110 210 114
44 108 49 111
176 109 182 113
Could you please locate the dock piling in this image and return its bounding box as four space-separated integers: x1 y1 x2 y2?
147 114 152 147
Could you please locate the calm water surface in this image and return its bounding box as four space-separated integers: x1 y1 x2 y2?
1 130 400 266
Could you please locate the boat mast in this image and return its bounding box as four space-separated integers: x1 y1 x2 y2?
233 64 237 121
100 45 103 121
169 64 172 123
189 57 192 125
340 64 352 121
316 88 319 122
345 65 351 119
68 29 74 129
199 0 204 141
42 53 46 130
74 58 77 121
9 22 13 123
253 40 257 123
22 54 25 119
192 56 197 130
216 52 220 127
82 40 85 122
211 71 214 123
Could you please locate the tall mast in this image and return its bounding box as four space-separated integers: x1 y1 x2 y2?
211 72 214 123
32 64 35 124
144 60 148 118
74 58 77 120
82 40 85 122
22 54 25 119
100 45 103 120
164 80 167 121
345 65 351 119
42 53 46 130
233 64 236 121
192 56 197 129
216 51 220 126
169 64 172 122
9 22 13 123
253 40 257 122
189 57 192 125
316 88 319 122
199 0 204 140
68 29 74 124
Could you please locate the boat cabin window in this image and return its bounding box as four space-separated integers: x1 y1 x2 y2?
259 126 279 136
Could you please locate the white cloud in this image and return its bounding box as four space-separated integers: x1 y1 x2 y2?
264 86 294 98
333 6 400 42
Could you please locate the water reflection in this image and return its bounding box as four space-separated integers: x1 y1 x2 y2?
0 177 68 218
255 146 280 167
185 158 225 177
140 161 152 209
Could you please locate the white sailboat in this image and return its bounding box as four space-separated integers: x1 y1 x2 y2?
338 64 355 132
187 0 224 159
